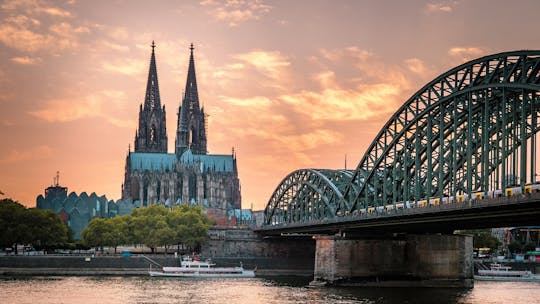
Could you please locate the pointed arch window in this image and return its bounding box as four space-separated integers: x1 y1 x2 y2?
150 124 156 143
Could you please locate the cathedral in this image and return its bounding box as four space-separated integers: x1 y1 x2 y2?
121 42 242 219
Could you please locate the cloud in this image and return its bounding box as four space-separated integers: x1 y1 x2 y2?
220 96 273 107
234 50 290 79
425 1 459 13
405 58 428 76
280 83 402 121
97 40 130 52
426 3 453 12
0 1 87 53
28 91 134 128
101 58 146 76
448 46 488 62
200 0 272 26
40 7 72 18
0 24 54 52
1 0 73 18
10 56 42 65
0 145 53 164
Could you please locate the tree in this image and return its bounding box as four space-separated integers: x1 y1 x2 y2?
166 205 212 252
81 218 113 252
0 198 26 253
25 209 68 250
131 206 170 253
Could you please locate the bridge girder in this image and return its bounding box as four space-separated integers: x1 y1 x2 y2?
264 50 540 229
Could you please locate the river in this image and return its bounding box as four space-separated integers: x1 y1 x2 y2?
1 276 540 304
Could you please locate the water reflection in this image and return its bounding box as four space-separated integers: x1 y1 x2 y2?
1 276 539 304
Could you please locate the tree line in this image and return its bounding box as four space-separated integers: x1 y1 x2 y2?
81 204 214 254
1 198 214 254
0 198 69 253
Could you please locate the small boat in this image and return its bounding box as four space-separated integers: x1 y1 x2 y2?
474 263 540 282
148 256 256 278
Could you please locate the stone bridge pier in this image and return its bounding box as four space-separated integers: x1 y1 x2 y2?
312 234 473 287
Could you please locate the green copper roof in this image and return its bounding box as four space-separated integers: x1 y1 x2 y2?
179 149 234 172
130 150 234 173
130 152 176 171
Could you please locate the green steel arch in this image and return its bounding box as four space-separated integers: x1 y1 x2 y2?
264 50 540 227
264 169 353 225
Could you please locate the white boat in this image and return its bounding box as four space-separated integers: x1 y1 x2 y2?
148 257 256 278
474 263 540 282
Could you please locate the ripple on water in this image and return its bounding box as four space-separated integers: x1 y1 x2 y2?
1 276 540 304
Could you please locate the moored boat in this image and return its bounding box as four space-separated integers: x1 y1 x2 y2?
474 263 540 282
148 256 255 278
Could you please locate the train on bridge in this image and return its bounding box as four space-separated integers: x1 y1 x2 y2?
356 183 540 215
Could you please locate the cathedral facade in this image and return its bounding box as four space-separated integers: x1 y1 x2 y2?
121 43 241 217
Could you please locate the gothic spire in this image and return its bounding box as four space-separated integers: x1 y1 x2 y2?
176 43 207 155
134 41 168 153
144 40 161 111
184 43 199 109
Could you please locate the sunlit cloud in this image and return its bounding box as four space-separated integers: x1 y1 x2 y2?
0 24 54 52
281 84 402 121
405 58 428 76
40 7 73 18
448 46 488 62
10 56 42 65
1 0 73 18
0 145 53 164
234 50 290 79
97 40 130 52
220 96 273 107
426 3 453 12
200 0 272 27
101 58 146 76
28 91 134 128
0 1 87 53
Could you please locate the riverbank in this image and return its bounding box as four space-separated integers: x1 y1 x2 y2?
0 255 314 277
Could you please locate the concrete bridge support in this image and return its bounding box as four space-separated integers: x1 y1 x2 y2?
312 234 473 287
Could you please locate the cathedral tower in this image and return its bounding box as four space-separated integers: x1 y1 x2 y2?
175 44 207 155
134 41 168 153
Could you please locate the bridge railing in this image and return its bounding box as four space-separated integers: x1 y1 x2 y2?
261 192 540 230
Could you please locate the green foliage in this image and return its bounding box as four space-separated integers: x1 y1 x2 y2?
82 204 213 253
508 241 538 254
0 198 68 251
473 233 501 250
457 229 501 252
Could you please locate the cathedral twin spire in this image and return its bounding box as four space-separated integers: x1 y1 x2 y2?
176 43 207 155
134 42 207 155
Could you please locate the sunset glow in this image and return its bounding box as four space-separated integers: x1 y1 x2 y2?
1 0 539 209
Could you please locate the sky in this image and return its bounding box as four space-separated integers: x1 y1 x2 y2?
1 0 540 210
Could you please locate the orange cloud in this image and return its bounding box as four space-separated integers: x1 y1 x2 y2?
405 58 424 74
0 24 54 52
280 84 401 121
0 145 53 164
426 3 454 13
448 46 488 62
201 0 272 27
0 2 87 53
220 95 272 107
101 59 146 76
10 56 42 65
28 91 134 128
234 50 290 79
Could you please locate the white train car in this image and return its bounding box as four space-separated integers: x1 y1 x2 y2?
505 186 522 196
441 196 454 204
486 190 503 198
524 183 540 194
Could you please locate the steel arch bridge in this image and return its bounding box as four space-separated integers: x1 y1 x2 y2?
263 50 540 230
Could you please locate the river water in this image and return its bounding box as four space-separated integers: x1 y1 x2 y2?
1 276 540 304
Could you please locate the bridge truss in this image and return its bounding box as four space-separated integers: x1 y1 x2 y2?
264 50 540 228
